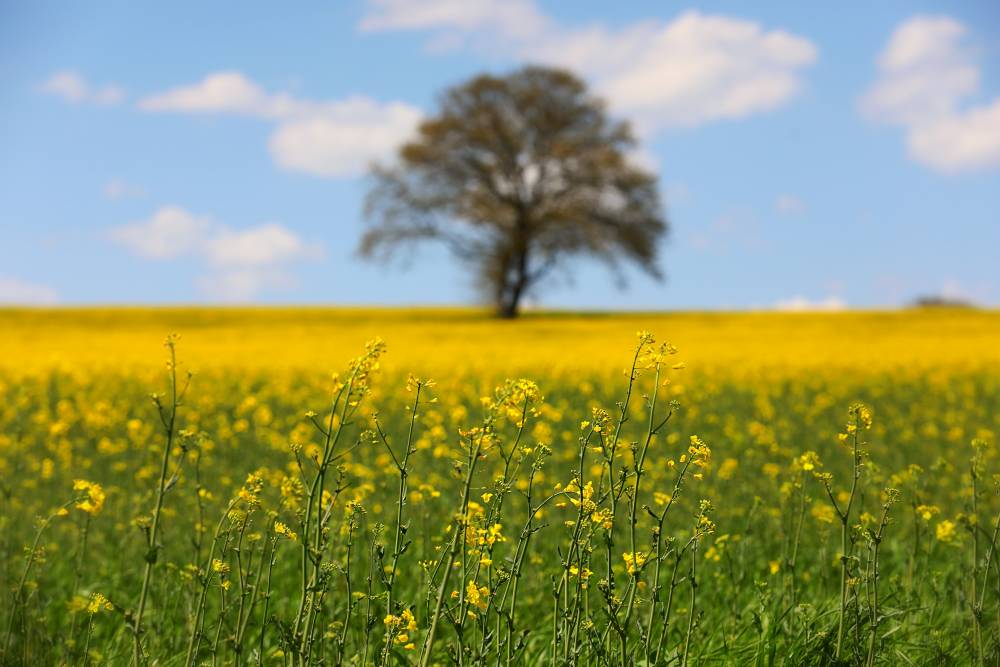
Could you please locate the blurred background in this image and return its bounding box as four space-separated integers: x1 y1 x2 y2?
1 0 998 311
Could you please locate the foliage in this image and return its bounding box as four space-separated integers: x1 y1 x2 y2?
360 66 667 318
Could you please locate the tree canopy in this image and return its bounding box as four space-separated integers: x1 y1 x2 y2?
360 66 668 317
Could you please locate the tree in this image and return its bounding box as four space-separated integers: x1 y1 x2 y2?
359 66 668 318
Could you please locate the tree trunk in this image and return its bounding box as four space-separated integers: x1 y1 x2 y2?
494 215 530 319
497 300 519 319
496 271 522 317
496 246 529 318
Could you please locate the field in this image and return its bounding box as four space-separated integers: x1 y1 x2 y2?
1 307 999 666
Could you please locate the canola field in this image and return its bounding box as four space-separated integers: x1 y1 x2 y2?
0 307 999 666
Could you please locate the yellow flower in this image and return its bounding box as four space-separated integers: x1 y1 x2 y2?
237 472 264 509
623 552 647 576
73 480 106 515
86 592 113 614
474 523 505 547
274 521 298 541
688 435 711 468
466 580 489 610
916 505 939 522
936 520 957 543
852 403 873 429
796 452 821 472
590 508 613 530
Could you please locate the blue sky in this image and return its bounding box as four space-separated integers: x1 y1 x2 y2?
1 0 998 309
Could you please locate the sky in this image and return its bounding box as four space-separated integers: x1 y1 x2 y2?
1 0 999 310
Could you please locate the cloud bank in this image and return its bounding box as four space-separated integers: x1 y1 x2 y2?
772 295 846 312
40 71 125 106
134 4 816 177
110 206 323 300
362 1 817 134
138 72 421 178
861 16 1000 172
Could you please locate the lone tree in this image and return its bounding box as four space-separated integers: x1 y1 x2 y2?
360 66 668 318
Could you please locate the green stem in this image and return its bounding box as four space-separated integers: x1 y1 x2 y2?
132 340 182 666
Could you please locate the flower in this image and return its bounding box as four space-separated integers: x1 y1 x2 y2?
590 508 613 530
237 472 264 509
936 520 957 543
466 580 490 610
569 565 593 588
623 552 647 576
916 505 940 522
274 521 297 541
86 592 113 614
796 452 821 472
566 479 597 515
688 435 711 468
73 480 106 515
384 607 419 642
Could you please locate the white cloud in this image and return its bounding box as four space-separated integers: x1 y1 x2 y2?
103 178 145 200
109 206 214 260
907 100 1000 172
861 16 1000 172
268 99 422 177
773 295 846 311
206 223 321 267
40 71 125 106
0 276 59 304
140 6 815 177
626 146 660 172
138 73 422 177
110 206 323 301
861 17 975 125
139 6 815 177
361 0 546 42
360 2 816 133
775 194 805 215
138 71 303 119
531 12 816 132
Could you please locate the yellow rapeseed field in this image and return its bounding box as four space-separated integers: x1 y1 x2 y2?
2 306 999 374
0 307 997 665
